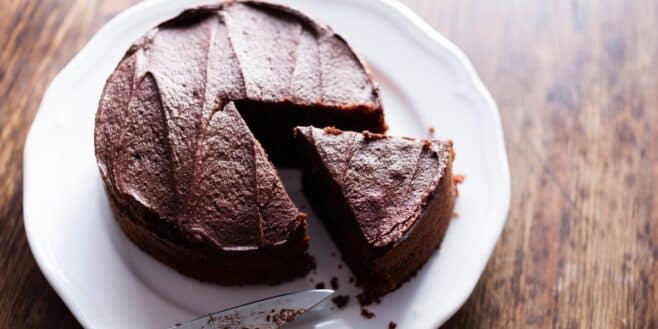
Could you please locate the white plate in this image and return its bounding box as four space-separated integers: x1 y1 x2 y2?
24 0 510 328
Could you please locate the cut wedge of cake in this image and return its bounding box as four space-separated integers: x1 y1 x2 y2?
294 126 456 302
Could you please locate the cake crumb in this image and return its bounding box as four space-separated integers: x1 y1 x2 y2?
453 174 465 196
331 295 350 309
360 308 375 319
388 321 397 329
315 282 325 289
269 308 305 326
330 277 339 290
324 126 343 135
428 126 435 136
348 276 355 284
338 263 343 269
363 131 386 140
421 139 432 150
207 313 216 325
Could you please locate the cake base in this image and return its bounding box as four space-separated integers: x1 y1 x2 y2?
107 193 315 285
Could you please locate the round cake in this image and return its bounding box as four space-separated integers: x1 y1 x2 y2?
94 0 386 284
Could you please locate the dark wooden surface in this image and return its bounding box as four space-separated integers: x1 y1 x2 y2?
1 0 656 328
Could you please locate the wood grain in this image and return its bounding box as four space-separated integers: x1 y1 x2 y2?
1 0 656 328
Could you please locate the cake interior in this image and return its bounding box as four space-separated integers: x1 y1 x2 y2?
295 128 455 303
235 100 386 166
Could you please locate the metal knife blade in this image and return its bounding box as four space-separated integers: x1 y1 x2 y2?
169 289 335 329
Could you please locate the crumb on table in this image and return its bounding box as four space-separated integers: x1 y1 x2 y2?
331 295 350 309
330 277 339 290
360 308 375 319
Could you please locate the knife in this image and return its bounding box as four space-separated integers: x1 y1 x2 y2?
169 289 335 329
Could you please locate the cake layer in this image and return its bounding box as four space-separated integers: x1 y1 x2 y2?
108 190 313 285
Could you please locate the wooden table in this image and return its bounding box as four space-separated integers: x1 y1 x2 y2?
1 0 656 327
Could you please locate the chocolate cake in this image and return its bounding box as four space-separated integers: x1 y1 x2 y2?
294 126 456 302
94 1 386 284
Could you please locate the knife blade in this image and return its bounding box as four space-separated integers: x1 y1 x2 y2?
169 289 335 329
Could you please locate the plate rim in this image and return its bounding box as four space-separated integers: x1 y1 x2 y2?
23 0 511 327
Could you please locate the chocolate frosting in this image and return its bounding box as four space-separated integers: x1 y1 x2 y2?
295 126 452 248
95 1 381 250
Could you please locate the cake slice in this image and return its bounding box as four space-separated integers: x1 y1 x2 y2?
294 126 456 303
